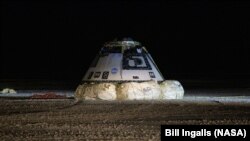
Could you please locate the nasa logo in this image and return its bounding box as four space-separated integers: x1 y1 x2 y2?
111 68 118 74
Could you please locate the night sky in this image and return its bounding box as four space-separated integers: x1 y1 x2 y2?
1 0 250 83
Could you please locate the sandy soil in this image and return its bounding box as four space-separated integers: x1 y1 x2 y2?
0 99 250 140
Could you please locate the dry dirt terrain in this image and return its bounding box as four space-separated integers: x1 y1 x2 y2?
0 99 250 140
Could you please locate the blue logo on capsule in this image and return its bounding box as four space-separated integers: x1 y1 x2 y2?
111 68 118 74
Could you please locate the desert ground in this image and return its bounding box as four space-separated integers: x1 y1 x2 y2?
0 98 250 140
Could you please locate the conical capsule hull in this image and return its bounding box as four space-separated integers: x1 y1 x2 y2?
82 40 164 82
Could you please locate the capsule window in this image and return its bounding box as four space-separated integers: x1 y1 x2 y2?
149 72 155 78
133 76 139 79
94 72 101 78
